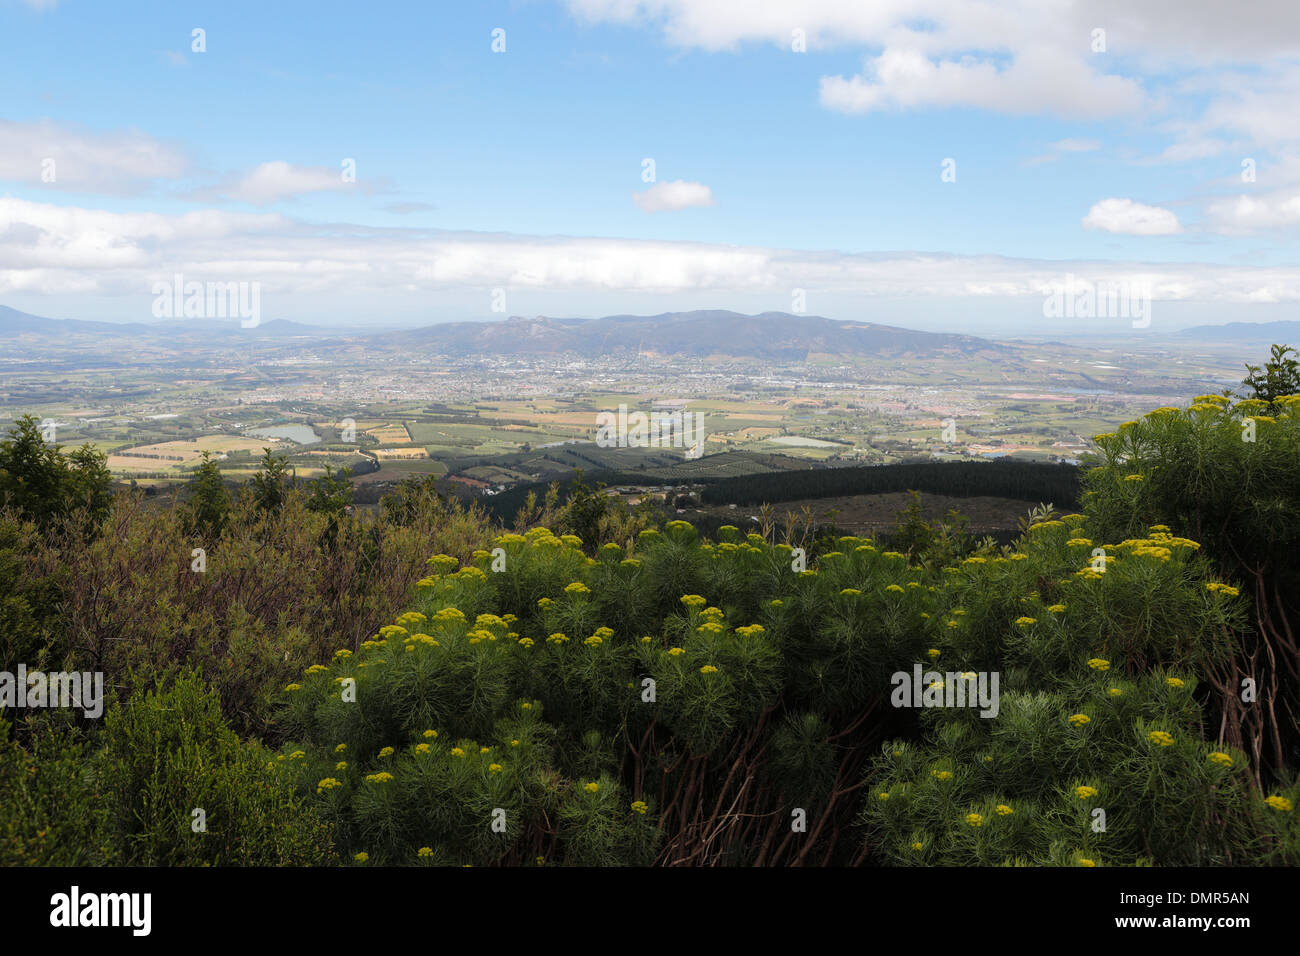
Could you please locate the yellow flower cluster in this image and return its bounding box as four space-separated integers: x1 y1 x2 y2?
965 813 983 828
699 665 719 674
1075 786 1098 799
418 846 434 858
932 770 953 781
316 778 342 794
1087 659 1110 671
1165 677 1184 688
735 624 765 638
1131 544 1172 562
584 782 599 793
1015 617 1037 627
1265 796 1293 812
1068 714 1090 727
631 800 648 815
995 804 1013 816
564 581 591 596
1205 582 1240 597
1207 752 1233 767
426 554 460 575
365 772 394 783
1047 604 1067 614
1147 731 1175 747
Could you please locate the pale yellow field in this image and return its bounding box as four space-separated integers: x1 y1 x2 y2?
373 447 429 460
365 424 412 443
110 435 269 468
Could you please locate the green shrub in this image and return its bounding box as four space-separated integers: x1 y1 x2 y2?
98 673 335 865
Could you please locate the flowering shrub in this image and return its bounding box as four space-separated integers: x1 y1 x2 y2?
274 504 1298 865
1083 395 1300 778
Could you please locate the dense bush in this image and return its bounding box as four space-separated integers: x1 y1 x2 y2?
0 674 333 866
5 476 494 737
1082 393 1300 773
271 510 1296 866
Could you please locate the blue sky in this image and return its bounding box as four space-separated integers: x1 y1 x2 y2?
3 0 1299 333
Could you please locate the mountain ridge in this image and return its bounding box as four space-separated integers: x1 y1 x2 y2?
0 305 1006 360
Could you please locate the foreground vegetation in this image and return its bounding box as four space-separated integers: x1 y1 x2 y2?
2 349 1298 866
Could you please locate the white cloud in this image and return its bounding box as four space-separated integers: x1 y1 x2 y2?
216 161 355 205
632 180 716 212
0 119 187 194
1206 190 1300 232
820 47 1143 118
565 1 1300 61
1082 198 1181 236
1 197 1293 306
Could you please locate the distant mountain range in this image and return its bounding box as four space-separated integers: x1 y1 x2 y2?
0 306 1004 360
370 311 1004 359
6 303 1291 360
1177 320 1300 343
0 305 330 341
